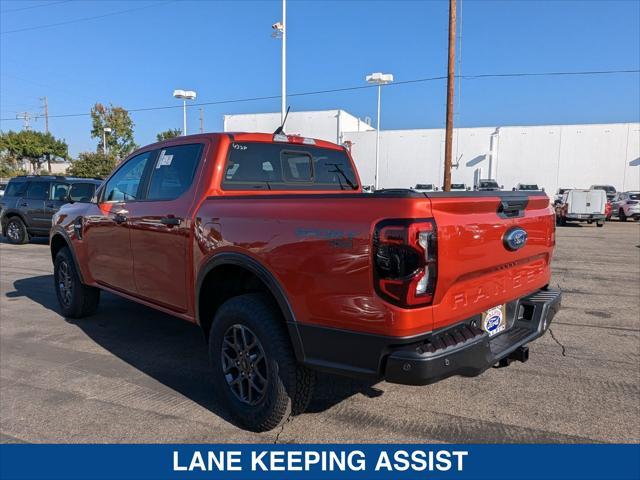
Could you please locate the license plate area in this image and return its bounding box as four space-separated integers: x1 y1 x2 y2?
482 304 506 337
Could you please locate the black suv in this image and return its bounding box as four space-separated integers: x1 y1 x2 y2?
0 176 102 244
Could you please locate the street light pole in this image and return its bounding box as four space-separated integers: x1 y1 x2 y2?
366 72 393 190
375 83 381 190
281 0 286 124
182 99 187 135
103 127 111 155
173 90 197 136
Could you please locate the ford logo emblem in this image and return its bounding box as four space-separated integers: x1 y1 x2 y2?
503 227 528 251
485 315 501 332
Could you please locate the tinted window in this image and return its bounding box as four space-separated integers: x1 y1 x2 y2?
147 144 203 200
4 179 27 197
223 142 358 191
451 183 465 190
103 151 152 202
69 183 97 202
629 193 640 201
26 181 50 200
50 183 70 201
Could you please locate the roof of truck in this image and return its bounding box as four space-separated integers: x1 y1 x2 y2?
144 132 345 152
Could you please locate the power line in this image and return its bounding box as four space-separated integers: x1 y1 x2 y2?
1 1 175 35
1 0 72 14
0 68 638 122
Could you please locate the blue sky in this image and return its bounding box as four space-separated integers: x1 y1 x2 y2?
1 0 639 156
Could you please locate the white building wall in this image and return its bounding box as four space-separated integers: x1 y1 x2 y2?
223 110 373 145
345 123 640 193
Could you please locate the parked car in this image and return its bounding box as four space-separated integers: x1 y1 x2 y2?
413 183 437 192
611 191 640 221
50 132 560 432
590 184 617 201
475 179 502 191
554 188 571 205
514 183 541 191
555 189 607 227
0 175 102 244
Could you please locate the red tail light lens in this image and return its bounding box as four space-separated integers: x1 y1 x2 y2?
373 219 437 308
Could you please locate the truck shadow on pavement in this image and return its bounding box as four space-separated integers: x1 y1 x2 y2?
7 274 382 424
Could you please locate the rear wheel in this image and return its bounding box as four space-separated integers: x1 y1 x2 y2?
208 293 315 432
5 217 28 244
596 221 604 227
53 247 100 318
619 208 627 222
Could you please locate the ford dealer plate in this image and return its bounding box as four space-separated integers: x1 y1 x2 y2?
482 304 506 337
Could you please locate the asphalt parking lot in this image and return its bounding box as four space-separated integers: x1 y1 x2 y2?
1 221 638 443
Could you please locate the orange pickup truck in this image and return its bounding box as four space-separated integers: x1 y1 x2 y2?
50 132 560 431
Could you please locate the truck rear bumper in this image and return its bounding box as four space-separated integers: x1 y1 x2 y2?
292 288 561 385
384 288 561 385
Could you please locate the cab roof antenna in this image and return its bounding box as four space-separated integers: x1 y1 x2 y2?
273 106 290 135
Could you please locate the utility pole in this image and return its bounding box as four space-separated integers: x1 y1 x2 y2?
199 108 204 133
442 0 457 192
16 112 31 130
40 96 49 133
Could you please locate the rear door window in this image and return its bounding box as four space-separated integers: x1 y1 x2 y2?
146 144 203 201
26 181 50 200
223 142 358 191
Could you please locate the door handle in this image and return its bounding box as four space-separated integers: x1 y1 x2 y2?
160 216 181 226
19 202 28 207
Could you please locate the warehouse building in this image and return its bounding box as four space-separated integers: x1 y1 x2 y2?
223 111 640 194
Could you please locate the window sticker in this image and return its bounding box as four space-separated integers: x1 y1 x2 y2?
156 150 174 169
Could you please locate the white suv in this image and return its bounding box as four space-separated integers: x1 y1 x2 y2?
611 192 640 222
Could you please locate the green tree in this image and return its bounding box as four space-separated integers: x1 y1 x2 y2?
156 129 181 141
91 103 137 161
67 151 117 178
0 130 68 173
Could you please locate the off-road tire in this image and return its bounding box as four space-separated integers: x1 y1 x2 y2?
5 217 28 244
53 247 100 318
619 208 627 222
596 221 604 228
208 293 315 432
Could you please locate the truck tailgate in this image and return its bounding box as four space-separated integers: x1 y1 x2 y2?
427 192 555 330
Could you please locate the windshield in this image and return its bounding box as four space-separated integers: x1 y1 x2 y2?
415 184 433 190
451 183 465 190
519 184 539 190
480 181 498 188
629 193 640 200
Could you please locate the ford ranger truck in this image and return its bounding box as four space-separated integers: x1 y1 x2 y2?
50 133 561 432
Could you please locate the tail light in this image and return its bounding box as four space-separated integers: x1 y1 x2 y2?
373 219 437 308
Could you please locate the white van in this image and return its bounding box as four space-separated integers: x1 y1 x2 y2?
555 189 607 227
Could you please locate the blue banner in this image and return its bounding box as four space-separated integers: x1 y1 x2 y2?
1 444 638 480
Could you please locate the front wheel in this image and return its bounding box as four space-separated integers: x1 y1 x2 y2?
596 221 604 228
53 247 100 318
208 293 315 432
5 217 28 244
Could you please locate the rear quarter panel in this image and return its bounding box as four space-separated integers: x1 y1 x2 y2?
194 195 436 337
